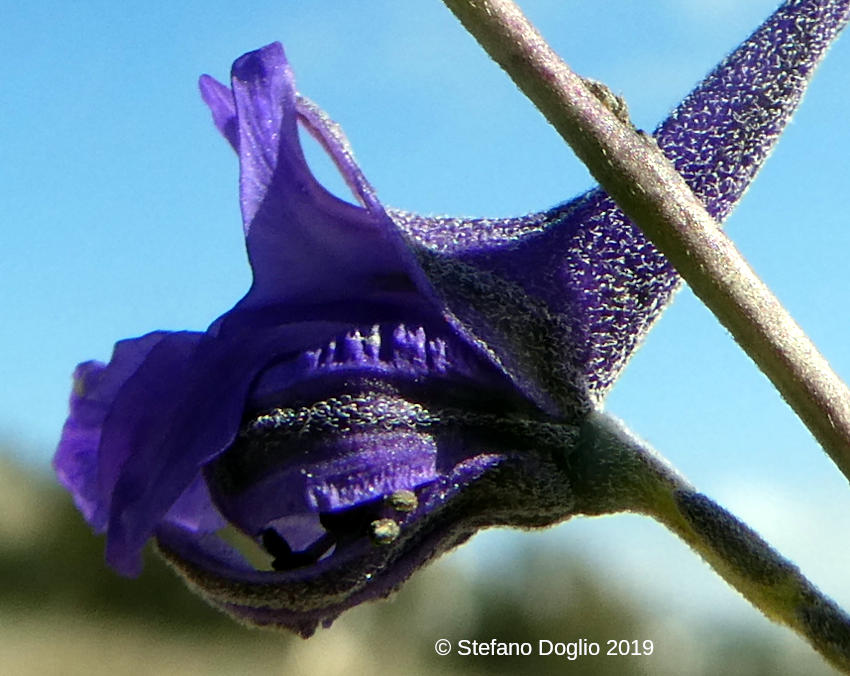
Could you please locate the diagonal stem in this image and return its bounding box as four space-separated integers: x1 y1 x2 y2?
440 0 850 485
572 412 850 673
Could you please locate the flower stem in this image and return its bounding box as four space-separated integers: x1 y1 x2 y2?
440 0 850 485
572 413 850 673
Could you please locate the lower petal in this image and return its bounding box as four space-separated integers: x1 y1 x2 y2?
53 331 186 530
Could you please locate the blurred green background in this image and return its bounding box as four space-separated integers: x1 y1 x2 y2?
0 451 836 676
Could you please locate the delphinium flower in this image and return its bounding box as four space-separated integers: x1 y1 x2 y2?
54 0 849 659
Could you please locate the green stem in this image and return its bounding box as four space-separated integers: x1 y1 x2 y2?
440 0 850 486
572 413 850 673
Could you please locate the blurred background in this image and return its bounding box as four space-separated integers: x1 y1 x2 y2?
2 1 849 673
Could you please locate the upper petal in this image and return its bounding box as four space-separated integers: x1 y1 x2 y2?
201 44 433 320
198 74 237 152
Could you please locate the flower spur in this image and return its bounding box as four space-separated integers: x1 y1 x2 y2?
54 0 850 650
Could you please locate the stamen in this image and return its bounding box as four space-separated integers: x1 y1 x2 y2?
320 507 369 535
261 528 336 571
261 527 293 559
259 497 414 570
300 532 336 562
369 519 401 545
385 489 418 513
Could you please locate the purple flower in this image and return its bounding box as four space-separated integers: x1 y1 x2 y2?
54 0 848 636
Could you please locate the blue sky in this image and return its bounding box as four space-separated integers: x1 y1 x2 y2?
3 0 850 645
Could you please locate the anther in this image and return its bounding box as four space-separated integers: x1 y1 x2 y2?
261 528 293 559
369 518 400 545
385 489 418 513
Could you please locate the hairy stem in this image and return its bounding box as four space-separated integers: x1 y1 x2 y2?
571 412 850 673
440 0 850 485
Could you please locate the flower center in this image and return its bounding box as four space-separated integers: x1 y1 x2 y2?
204 388 453 570
259 489 419 571
203 322 535 571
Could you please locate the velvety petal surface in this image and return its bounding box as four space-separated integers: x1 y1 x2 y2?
392 0 850 406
